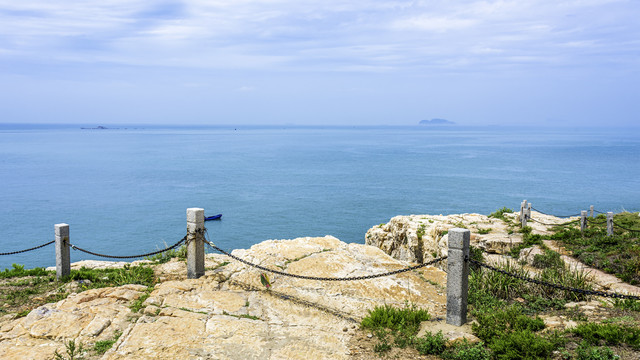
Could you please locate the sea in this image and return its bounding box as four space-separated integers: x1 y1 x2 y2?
1 124 639 270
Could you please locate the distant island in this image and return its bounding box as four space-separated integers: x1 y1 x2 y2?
80 126 125 130
81 126 111 130
419 118 455 125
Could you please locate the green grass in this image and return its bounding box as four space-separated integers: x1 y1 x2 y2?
361 303 431 354
54 339 85 360
93 330 122 355
489 207 514 221
67 264 156 289
222 310 261 320
417 224 426 241
572 322 640 349
551 212 640 285
1 263 157 317
1 263 52 278
129 287 153 313
613 298 640 312
144 245 187 264
477 228 492 235
415 331 446 355
575 341 620 360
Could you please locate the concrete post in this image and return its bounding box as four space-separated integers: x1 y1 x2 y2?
521 200 529 228
55 223 70 280
590 205 594 218
580 211 588 232
187 208 205 279
607 212 614 236
446 228 470 326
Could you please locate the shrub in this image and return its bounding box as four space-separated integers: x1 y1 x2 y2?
489 207 513 221
575 341 620 360
442 340 491 360
361 303 430 334
613 298 640 312
1 263 51 279
472 305 545 342
488 329 558 360
415 331 446 355
573 322 640 349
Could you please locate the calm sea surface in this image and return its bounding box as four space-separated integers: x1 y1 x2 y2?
1 124 639 270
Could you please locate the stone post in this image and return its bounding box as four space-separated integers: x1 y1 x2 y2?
520 200 529 228
590 205 594 218
187 208 205 279
580 211 588 232
55 223 70 280
607 212 614 236
446 228 470 326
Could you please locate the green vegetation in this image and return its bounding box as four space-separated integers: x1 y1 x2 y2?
477 228 492 235
54 339 85 360
613 298 640 312
417 224 426 241
575 341 620 360
1 263 156 317
361 303 432 354
572 323 640 349
1 263 51 279
130 287 153 313
93 330 122 355
222 310 261 320
442 340 491 360
456 211 640 360
145 244 187 264
489 207 514 221
68 264 156 288
415 331 446 355
550 212 640 285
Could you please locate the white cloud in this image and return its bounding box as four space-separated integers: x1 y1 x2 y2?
0 0 638 74
391 16 477 32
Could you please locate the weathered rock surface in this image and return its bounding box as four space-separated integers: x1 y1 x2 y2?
0 236 447 360
365 211 575 264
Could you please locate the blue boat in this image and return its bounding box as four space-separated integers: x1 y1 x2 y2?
205 214 222 221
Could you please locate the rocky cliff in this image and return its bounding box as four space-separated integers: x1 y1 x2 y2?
365 211 573 265
0 236 447 360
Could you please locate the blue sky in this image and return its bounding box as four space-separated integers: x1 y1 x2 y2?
1 0 638 126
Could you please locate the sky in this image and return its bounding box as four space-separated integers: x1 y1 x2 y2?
0 0 639 126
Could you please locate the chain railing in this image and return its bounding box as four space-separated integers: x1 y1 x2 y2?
69 235 187 259
0 240 55 256
528 217 580 227
469 258 640 300
612 222 640 232
203 236 447 282
531 207 581 218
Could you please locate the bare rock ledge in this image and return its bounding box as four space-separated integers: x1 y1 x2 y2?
0 236 447 360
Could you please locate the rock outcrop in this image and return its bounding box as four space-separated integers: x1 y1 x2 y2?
0 236 447 360
365 211 574 264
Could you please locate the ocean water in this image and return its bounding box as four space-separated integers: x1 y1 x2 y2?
1 124 639 270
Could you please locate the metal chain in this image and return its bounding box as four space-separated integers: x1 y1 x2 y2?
70 236 187 259
586 218 607 225
204 239 447 281
529 218 580 227
0 240 55 256
612 221 640 232
531 207 581 218
529 218 571 227
469 259 640 300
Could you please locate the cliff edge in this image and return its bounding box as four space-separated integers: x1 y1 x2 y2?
0 236 446 360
